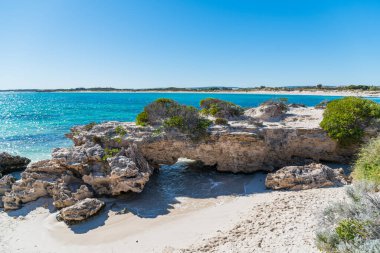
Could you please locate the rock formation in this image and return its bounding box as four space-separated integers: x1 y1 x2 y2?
265 163 351 190
0 175 15 207
0 152 30 176
56 198 105 224
2 107 372 223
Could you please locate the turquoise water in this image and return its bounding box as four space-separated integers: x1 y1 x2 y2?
1 92 379 161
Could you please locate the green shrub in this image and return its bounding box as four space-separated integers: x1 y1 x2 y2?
320 97 380 144
352 136 380 184
115 125 127 136
335 219 368 242
136 111 149 126
316 183 380 252
214 118 228 125
315 100 329 109
260 98 289 113
200 98 244 119
84 122 97 131
102 148 121 161
135 98 212 138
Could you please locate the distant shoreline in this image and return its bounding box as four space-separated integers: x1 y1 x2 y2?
2 89 380 97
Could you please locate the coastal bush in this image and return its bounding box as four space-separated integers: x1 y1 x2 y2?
135 98 212 138
260 98 289 112
315 183 380 253
320 97 380 144
214 118 228 125
136 111 149 126
84 122 97 131
115 125 127 136
200 98 244 119
102 148 121 161
352 136 380 184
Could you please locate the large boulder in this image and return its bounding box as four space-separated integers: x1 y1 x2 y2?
0 152 30 176
56 198 105 224
265 163 351 190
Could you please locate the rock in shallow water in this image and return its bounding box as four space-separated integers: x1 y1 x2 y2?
265 163 351 190
56 198 105 224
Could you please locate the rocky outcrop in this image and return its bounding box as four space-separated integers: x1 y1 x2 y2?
0 152 30 176
2 107 370 219
244 102 288 121
265 163 351 190
56 198 105 224
0 175 15 207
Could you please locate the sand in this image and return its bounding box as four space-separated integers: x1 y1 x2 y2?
0 182 346 253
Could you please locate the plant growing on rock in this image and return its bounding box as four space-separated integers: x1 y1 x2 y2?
352 136 380 184
84 122 97 131
135 98 212 138
115 125 127 136
320 97 380 145
316 183 380 252
214 118 228 125
200 98 244 119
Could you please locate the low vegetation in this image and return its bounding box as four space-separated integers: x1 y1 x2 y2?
200 98 244 119
260 98 289 112
316 183 380 252
352 136 380 184
83 122 97 131
136 98 212 138
214 118 228 125
320 97 380 145
102 148 121 161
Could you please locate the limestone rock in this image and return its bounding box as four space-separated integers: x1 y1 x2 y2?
265 163 351 190
0 152 30 175
56 198 105 224
244 102 288 121
0 175 16 207
52 183 93 209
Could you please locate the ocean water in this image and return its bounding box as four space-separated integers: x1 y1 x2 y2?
1 92 379 161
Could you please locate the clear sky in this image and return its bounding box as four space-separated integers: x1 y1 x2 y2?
1 0 380 89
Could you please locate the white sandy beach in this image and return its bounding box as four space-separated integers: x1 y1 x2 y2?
0 178 346 253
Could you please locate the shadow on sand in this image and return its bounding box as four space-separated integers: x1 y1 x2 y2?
3 160 271 234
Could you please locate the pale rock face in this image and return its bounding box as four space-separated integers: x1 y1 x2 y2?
0 152 31 176
56 198 105 224
265 163 351 190
0 175 15 207
51 182 93 209
244 103 287 121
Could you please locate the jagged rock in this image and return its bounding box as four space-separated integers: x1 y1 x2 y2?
52 182 93 209
56 198 105 224
2 160 69 210
265 163 351 190
0 152 30 176
0 175 16 207
82 145 152 195
244 102 288 121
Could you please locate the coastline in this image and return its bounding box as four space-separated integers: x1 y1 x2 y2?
2 90 380 97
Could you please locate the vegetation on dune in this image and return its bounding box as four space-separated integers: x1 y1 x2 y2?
214 118 229 125
260 98 289 112
136 98 212 138
316 183 380 253
320 97 380 145
352 136 380 184
200 98 244 119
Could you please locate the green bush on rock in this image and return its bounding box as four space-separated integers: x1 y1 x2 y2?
135 98 212 138
352 136 380 184
320 97 380 145
200 98 244 119
214 118 228 125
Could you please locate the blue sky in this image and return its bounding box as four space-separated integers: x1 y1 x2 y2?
1 0 380 89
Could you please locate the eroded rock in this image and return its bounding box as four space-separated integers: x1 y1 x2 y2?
0 175 16 207
56 198 105 224
0 152 30 176
265 163 351 190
